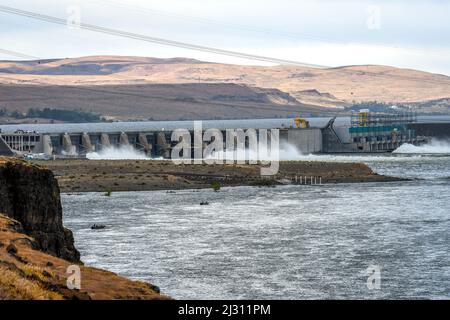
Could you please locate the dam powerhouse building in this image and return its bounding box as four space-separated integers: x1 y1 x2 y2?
0 111 447 158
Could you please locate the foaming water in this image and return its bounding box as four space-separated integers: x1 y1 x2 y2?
86 145 150 160
282 152 450 180
62 157 450 299
393 140 450 154
86 143 304 161
206 144 303 161
84 139 450 163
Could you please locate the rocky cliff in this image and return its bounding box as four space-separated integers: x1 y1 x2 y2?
0 214 166 300
0 157 80 262
0 156 166 300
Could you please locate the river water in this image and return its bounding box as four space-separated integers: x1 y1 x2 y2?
62 150 450 299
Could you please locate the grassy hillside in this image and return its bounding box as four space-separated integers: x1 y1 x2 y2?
0 56 449 120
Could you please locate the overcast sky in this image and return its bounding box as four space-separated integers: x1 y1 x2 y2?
0 0 449 75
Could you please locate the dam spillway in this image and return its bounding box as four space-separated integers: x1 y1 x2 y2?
0 118 323 157
0 115 447 157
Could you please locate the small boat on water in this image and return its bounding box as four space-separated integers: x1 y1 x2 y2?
91 224 106 230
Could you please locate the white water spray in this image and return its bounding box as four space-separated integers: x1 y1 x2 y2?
393 140 450 154
86 145 150 160
206 143 304 162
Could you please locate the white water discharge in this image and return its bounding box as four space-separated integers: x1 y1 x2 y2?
393 140 450 154
206 143 303 161
85 140 450 161
86 145 149 160
280 144 304 160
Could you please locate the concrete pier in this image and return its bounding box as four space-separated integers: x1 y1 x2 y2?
119 132 130 146
82 133 94 153
100 133 111 148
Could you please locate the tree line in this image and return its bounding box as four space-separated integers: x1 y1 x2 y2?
0 108 105 123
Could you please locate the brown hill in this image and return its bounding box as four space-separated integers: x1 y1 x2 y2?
0 83 330 121
1 56 449 120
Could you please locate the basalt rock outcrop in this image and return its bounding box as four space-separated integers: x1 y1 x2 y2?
0 214 166 300
0 157 80 262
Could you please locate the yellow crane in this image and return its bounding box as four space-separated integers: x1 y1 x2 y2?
294 116 310 129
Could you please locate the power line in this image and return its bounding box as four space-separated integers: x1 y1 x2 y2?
95 0 335 42
0 44 448 103
0 40 449 91
1 4 449 85
0 48 39 60
94 0 450 57
0 48 318 115
0 4 327 68
0 49 323 116
0 47 447 120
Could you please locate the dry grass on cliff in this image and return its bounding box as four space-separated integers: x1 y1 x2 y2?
0 158 168 300
0 214 62 300
0 266 63 300
0 214 167 300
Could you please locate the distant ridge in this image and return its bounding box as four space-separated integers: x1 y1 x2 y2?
0 55 449 120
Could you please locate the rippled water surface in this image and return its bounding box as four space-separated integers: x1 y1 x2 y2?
62 155 450 299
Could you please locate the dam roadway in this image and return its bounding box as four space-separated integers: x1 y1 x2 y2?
0 116 449 157
1 116 450 134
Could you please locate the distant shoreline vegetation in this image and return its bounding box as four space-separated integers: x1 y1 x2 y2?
0 108 106 123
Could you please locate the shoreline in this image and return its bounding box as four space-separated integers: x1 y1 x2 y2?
33 159 404 193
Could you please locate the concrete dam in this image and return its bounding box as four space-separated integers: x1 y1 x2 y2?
0 115 447 158
0 121 322 158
